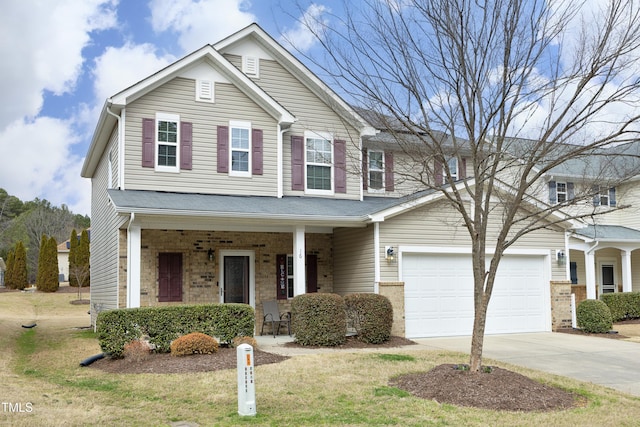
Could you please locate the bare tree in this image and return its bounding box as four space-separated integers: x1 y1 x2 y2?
294 0 640 371
69 262 90 302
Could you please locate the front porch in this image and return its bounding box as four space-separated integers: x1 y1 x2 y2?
117 228 333 329
568 225 640 304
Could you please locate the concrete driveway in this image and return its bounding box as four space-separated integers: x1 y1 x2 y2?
414 332 640 396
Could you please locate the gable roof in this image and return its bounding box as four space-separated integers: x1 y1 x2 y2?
82 40 296 178
215 23 377 138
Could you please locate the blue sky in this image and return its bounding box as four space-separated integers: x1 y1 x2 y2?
0 0 339 216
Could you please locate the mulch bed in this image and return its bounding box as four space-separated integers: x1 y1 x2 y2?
90 347 289 374
557 318 640 339
390 364 582 411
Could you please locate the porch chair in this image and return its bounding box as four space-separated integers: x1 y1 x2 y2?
260 300 291 337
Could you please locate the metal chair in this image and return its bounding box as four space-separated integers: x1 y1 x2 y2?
260 300 291 337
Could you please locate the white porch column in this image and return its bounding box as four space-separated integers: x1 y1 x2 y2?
127 223 141 308
585 251 597 300
621 250 633 292
293 225 306 296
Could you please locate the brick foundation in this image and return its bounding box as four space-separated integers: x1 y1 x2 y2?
550 280 572 330
379 281 405 337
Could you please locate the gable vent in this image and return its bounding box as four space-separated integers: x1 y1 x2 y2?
243 56 259 77
197 80 213 101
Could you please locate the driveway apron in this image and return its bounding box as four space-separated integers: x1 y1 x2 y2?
414 332 640 397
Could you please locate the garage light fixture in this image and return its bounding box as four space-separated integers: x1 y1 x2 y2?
208 248 214 261
556 249 566 266
385 246 396 263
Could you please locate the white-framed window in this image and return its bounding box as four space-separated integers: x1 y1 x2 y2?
557 182 567 203
243 55 259 77
305 131 333 193
287 255 294 299
196 79 213 102
230 120 252 177
447 157 459 181
599 186 610 206
368 150 384 191
156 113 180 173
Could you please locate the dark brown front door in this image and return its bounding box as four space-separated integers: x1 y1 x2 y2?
158 253 182 302
224 256 250 303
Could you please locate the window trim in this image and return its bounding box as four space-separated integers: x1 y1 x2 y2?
368 149 385 193
447 157 459 181
229 120 252 177
599 186 610 207
304 130 334 195
155 112 180 173
556 182 567 203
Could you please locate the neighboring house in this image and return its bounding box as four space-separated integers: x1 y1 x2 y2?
82 23 596 338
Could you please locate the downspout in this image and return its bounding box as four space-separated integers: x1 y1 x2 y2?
277 124 289 198
126 212 135 307
105 103 123 189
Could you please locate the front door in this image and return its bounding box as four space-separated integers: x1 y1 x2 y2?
601 264 615 293
223 254 250 304
158 253 182 302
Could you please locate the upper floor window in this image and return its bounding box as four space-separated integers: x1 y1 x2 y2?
556 182 567 203
447 157 458 181
306 132 333 193
594 186 616 207
368 150 384 190
156 113 179 173
230 121 251 177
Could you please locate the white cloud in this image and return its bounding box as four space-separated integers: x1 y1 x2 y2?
0 0 118 129
279 3 329 52
92 43 176 102
0 117 90 214
149 0 255 52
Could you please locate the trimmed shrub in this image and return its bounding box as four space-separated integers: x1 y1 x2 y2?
232 336 258 349
577 299 613 333
344 293 393 344
601 292 640 322
170 332 219 356
123 339 152 362
291 293 346 346
96 303 254 358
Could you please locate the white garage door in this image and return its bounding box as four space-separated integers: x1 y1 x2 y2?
403 253 549 338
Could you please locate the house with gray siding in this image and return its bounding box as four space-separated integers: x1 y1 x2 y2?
83 23 625 338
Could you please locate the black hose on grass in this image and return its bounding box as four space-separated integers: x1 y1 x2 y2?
79 353 105 367
21 323 37 328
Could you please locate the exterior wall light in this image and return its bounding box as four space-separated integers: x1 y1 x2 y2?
208 248 214 261
385 246 396 263
556 249 566 266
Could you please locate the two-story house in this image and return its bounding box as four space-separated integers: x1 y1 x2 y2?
83 23 579 338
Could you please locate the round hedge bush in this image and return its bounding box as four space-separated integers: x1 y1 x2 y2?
344 293 393 344
577 299 613 333
170 332 219 356
291 293 346 346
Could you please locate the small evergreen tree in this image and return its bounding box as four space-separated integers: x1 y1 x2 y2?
13 241 28 290
36 234 47 289
68 229 78 287
77 229 90 287
5 250 15 289
37 236 59 292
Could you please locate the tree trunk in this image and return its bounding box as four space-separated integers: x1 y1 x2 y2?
469 293 489 372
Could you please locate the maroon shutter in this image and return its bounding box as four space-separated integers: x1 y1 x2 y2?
306 254 318 293
362 149 368 190
384 151 394 192
276 254 287 300
460 158 467 179
180 122 192 170
217 125 229 173
252 128 263 175
334 139 346 193
142 118 155 168
291 135 304 190
435 160 443 186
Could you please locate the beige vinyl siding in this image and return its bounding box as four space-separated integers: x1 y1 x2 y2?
333 225 375 294
124 77 279 196
90 128 125 325
379 199 566 282
632 250 640 292
227 54 363 200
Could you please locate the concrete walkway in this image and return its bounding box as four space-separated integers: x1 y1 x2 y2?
256 332 640 397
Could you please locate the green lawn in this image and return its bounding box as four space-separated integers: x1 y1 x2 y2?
1 291 640 426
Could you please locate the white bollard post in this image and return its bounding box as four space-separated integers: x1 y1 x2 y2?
236 344 256 416
571 293 577 329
